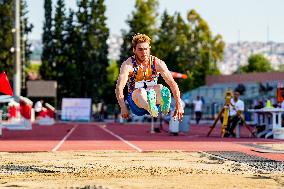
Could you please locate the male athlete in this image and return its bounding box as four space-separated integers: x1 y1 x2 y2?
115 33 184 121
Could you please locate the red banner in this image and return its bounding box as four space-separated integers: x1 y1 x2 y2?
277 82 284 103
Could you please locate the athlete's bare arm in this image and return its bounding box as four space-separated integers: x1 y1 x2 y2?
156 58 184 121
115 58 132 118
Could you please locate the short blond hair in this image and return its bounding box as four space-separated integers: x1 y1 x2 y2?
132 33 151 48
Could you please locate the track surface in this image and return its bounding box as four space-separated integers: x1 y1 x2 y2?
0 122 283 161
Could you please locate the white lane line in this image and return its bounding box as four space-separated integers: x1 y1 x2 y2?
99 125 143 152
52 124 78 152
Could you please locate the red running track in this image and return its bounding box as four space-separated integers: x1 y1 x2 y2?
0 122 283 161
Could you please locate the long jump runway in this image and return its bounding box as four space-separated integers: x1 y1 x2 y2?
0 122 283 162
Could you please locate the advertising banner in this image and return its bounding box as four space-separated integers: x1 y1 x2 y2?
61 98 92 121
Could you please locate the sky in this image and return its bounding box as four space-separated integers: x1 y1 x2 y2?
27 0 284 43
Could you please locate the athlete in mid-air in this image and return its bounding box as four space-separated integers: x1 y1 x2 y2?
115 33 184 121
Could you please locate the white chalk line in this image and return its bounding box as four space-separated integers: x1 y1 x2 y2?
99 125 143 152
52 124 78 152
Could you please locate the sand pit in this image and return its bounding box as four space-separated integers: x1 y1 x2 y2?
0 151 283 189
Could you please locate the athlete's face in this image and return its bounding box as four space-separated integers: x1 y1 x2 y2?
133 42 150 62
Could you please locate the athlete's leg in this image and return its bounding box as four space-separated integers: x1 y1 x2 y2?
132 88 150 111
148 84 171 114
147 84 163 104
146 89 159 117
132 88 159 117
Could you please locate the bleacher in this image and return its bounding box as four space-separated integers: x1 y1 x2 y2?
182 80 280 120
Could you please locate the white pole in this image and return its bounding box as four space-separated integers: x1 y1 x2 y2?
150 117 155 133
13 0 21 97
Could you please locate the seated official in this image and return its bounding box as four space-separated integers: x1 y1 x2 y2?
224 91 244 137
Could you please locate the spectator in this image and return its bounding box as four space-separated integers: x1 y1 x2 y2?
34 99 44 118
253 99 264 125
224 90 244 137
281 100 284 126
114 104 120 123
193 96 203 124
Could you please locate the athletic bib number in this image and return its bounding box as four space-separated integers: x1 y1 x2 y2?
135 80 157 89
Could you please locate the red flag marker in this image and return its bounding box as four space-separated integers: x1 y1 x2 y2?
0 72 13 96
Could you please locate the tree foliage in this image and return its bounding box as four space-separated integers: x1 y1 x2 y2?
240 54 273 73
0 0 33 90
119 0 159 64
182 10 224 90
20 0 33 87
86 0 109 103
72 0 109 102
53 0 66 99
152 9 225 92
278 64 284 72
40 0 54 80
0 0 14 79
105 60 119 104
40 0 109 104
61 10 81 97
38 0 227 107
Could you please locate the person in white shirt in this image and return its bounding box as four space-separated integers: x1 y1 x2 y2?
34 100 44 117
224 90 244 137
193 96 203 124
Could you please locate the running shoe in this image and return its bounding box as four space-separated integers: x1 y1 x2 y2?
147 89 159 117
160 86 171 115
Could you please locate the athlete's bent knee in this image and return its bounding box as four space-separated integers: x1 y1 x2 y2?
161 85 170 91
157 84 163 90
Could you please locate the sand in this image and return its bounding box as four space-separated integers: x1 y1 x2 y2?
0 151 283 189
261 143 284 151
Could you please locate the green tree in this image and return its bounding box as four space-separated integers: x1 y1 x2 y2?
152 11 177 66
278 64 284 72
62 10 81 97
240 54 273 73
20 0 33 90
40 0 54 79
87 0 109 103
53 0 67 99
0 0 14 79
153 10 224 92
107 60 119 84
73 0 110 102
119 0 159 64
171 13 192 91
76 0 90 97
105 60 119 104
153 11 189 90
185 9 224 90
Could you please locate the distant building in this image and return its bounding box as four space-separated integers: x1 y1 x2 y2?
206 71 284 86
183 72 284 119
218 42 284 74
29 38 284 73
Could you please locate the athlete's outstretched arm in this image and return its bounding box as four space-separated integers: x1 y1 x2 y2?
115 61 131 119
156 59 184 121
